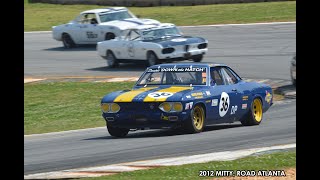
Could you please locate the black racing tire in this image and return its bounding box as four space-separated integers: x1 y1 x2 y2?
192 54 203 62
241 98 263 126
107 124 129 137
106 51 119 68
292 78 296 87
105 33 115 40
146 51 159 67
62 33 76 48
184 104 205 133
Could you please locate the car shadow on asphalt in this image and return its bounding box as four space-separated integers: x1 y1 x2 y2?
86 63 147 72
83 124 243 140
43 45 97 51
273 84 296 99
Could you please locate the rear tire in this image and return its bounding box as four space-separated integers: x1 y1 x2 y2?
192 54 203 62
106 51 119 68
146 52 159 67
184 104 205 133
62 33 76 48
107 124 129 137
241 98 263 126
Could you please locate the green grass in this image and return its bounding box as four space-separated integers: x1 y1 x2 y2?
80 150 296 180
24 1 296 31
24 82 135 135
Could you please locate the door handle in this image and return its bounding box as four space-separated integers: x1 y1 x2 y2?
232 89 237 92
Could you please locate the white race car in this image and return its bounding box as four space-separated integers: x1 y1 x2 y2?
52 7 160 48
97 23 208 67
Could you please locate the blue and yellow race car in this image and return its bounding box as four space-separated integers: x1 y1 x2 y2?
101 63 273 137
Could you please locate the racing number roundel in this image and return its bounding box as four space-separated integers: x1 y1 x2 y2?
219 92 230 117
148 92 173 99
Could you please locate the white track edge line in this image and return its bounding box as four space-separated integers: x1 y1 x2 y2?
24 126 105 137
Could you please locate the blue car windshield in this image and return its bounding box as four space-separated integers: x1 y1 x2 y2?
99 11 133 23
136 67 207 86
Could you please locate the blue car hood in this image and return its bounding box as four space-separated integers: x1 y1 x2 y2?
101 86 205 103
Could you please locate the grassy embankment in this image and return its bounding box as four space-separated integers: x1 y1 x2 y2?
80 150 296 180
24 1 296 31
24 82 134 134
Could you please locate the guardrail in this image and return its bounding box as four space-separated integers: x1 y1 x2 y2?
29 0 295 7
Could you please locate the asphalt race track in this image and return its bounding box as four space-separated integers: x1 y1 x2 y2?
24 23 296 175
24 23 296 80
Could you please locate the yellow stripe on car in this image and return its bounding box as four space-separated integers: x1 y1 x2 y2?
143 87 192 102
114 87 158 102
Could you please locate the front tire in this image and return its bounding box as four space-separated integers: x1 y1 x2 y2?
241 98 263 126
192 54 203 62
106 51 119 68
146 52 159 67
62 33 76 48
107 124 129 137
184 104 205 133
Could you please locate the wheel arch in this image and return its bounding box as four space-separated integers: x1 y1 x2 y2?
62 32 76 42
146 50 159 59
106 49 118 58
251 94 263 107
193 102 207 119
105 32 116 40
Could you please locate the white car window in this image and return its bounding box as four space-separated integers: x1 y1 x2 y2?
125 30 141 41
99 11 133 23
78 13 97 24
142 27 181 40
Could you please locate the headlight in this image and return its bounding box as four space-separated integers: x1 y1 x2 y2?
159 102 183 112
101 103 110 113
159 102 172 112
173 102 183 112
101 103 120 113
110 103 120 113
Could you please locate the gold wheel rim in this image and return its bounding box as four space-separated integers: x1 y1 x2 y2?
192 106 204 130
253 99 263 122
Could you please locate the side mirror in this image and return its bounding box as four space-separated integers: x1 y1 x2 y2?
210 80 216 86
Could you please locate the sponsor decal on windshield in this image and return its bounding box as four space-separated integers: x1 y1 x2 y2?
147 65 206 73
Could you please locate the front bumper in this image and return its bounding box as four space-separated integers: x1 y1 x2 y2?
102 103 191 129
52 30 62 41
158 49 207 61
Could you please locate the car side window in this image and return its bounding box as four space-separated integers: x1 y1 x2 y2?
79 13 97 24
125 30 141 41
210 67 224 86
130 30 141 41
220 67 238 85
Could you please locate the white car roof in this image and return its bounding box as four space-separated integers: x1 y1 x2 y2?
130 23 176 31
80 7 128 14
